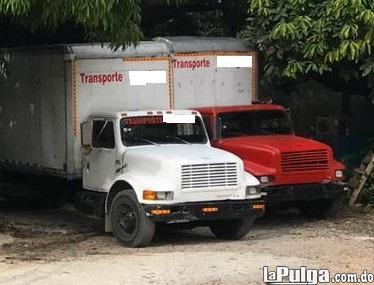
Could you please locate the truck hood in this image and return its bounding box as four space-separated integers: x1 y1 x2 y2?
218 135 330 153
214 135 333 178
126 144 242 165
122 144 259 203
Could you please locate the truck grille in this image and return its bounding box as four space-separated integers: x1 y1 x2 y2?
281 150 329 172
181 163 238 189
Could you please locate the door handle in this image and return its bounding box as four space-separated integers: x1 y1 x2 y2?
86 162 90 170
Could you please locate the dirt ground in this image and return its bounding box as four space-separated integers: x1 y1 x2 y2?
0 202 373 285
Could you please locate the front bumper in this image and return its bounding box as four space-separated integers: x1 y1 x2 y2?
264 182 348 208
143 199 265 223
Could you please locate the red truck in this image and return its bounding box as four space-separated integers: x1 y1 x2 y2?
198 103 348 218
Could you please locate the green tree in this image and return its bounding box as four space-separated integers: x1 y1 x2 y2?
0 0 182 78
143 0 248 38
242 0 374 100
0 0 181 47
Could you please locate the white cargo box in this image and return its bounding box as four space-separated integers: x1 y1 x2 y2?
0 37 256 179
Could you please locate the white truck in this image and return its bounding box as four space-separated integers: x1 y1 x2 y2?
0 37 264 247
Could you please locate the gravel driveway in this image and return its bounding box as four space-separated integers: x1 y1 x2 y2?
0 203 373 285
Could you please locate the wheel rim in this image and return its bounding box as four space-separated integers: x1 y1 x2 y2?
117 204 137 236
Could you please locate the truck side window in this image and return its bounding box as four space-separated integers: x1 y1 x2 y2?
92 120 115 149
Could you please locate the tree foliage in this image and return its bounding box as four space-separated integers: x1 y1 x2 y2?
147 10 226 38
0 0 181 47
243 0 374 91
144 0 248 38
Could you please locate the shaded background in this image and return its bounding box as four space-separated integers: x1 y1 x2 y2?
1 0 373 169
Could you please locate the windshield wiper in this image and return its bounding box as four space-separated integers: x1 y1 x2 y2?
131 137 158 145
166 136 191 144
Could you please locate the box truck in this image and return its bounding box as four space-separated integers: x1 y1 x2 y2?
0 38 265 247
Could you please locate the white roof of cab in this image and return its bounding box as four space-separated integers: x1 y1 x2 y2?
90 109 200 119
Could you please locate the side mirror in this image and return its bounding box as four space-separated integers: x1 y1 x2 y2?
81 121 93 146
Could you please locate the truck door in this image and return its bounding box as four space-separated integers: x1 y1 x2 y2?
83 119 117 192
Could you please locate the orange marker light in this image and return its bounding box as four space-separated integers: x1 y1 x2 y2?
252 204 265 210
143 190 158 200
202 207 219 213
151 209 171 215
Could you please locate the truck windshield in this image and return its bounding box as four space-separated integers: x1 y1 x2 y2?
120 116 207 146
218 110 293 138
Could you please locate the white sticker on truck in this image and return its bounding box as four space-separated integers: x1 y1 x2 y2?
129 71 167 86
163 114 196 124
217 56 253 68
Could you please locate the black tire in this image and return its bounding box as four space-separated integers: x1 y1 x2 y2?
111 191 155 247
209 217 255 240
300 196 343 219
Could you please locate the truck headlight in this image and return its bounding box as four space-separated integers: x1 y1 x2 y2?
258 176 272 184
335 170 344 178
246 186 261 197
143 190 174 201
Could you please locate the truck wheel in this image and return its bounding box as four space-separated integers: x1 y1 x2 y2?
209 217 255 240
111 191 155 247
300 196 343 219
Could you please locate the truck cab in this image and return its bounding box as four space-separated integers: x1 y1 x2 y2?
198 104 348 218
81 109 265 247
